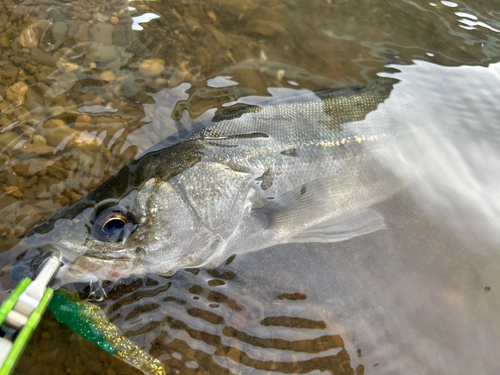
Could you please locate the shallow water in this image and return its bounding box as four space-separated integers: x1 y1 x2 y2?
0 0 499 373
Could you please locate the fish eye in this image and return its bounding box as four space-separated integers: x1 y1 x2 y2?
93 205 137 242
103 217 126 233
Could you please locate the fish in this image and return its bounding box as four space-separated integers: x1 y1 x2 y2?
20 73 414 282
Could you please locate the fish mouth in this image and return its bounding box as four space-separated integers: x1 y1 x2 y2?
59 251 135 283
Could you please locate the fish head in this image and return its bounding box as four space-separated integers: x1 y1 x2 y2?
23 175 219 283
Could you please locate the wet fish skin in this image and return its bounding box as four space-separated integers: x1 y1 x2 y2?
25 77 408 280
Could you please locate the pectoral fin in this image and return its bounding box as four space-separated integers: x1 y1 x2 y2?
286 208 386 243
254 175 358 229
252 174 390 243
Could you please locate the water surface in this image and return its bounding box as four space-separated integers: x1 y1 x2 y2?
0 0 499 373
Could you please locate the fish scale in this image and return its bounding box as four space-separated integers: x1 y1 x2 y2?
24 76 409 279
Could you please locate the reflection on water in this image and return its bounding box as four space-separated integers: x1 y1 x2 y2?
94 268 355 374
0 0 499 373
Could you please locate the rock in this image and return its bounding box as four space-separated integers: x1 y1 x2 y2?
90 23 114 45
207 11 217 22
16 175 26 191
0 64 17 80
246 19 285 37
0 154 8 164
139 59 165 77
0 195 17 210
19 143 55 155
24 88 45 110
79 13 92 21
5 186 22 198
0 13 7 28
22 186 37 201
51 22 68 50
9 6 26 22
33 135 47 144
74 115 92 130
26 175 38 187
41 127 75 149
69 190 83 202
110 16 119 24
0 34 10 48
80 93 100 104
0 132 18 148
10 56 27 68
75 22 90 43
100 71 115 82
5 173 17 186
86 43 118 62
53 193 69 206
14 225 26 237
93 13 110 22
31 48 57 67
120 79 143 100
19 24 40 48
12 162 30 176
48 9 66 22
48 106 65 117
59 61 79 73
6 82 29 104
43 119 66 129
36 82 50 93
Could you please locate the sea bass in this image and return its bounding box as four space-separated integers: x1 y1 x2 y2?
23 75 411 281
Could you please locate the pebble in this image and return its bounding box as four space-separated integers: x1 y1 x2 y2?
276 69 285 81
246 20 285 37
110 16 119 24
48 8 66 22
139 59 165 77
0 154 8 164
24 89 45 110
53 193 70 206
19 143 55 155
51 22 68 50
5 186 22 198
26 175 38 188
100 71 116 82
0 64 17 81
33 135 47 144
69 191 83 202
0 195 17 210
90 22 114 46
59 60 79 73
14 225 26 237
207 11 217 22
93 13 110 22
12 162 30 176
30 47 57 67
19 25 40 48
44 127 76 149
43 119 66 129
0 34 10 48
0 132 18 149
6 81 29 103
74 115 92 129
79 12 92 21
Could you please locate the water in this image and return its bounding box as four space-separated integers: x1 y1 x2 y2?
0 0 499 373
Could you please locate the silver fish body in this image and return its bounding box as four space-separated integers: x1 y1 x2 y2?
25 77 411 280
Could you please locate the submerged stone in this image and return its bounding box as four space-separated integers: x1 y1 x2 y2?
139 59 165 77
